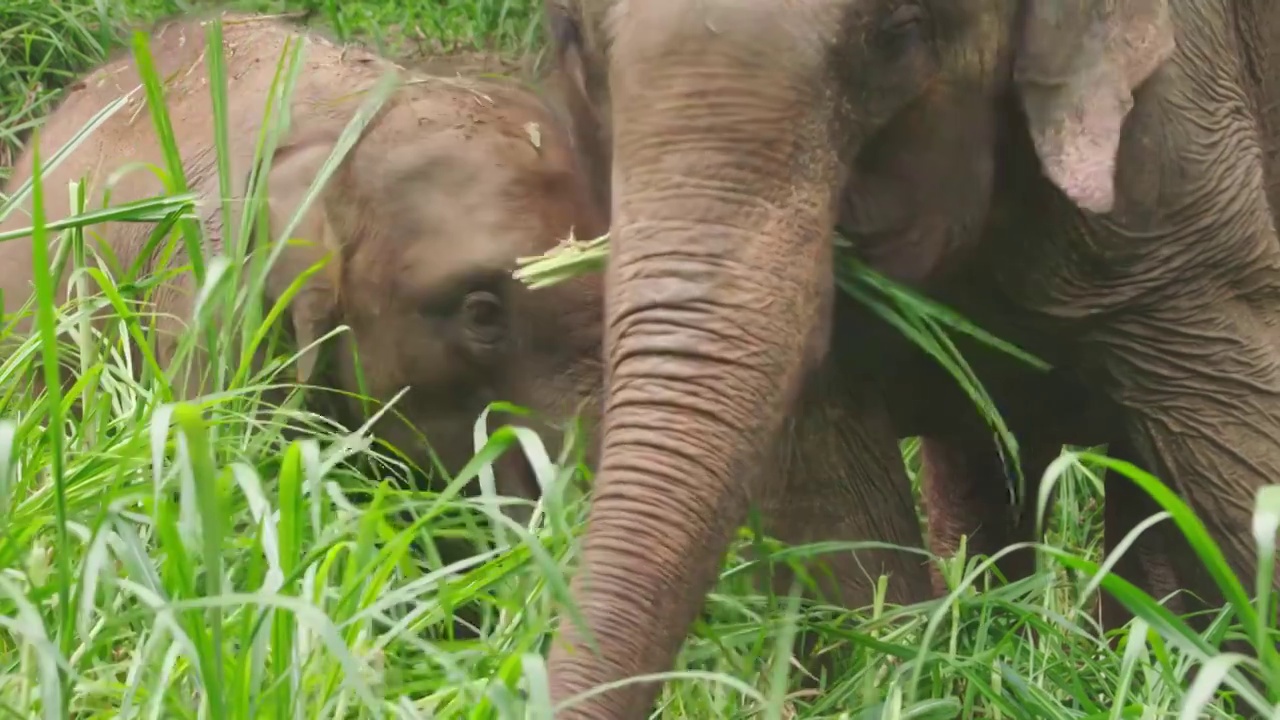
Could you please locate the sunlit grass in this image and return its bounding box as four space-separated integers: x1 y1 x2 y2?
0 4 1277 719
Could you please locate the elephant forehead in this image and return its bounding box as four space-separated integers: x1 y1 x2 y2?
339 91 583 294
349 161 540 291
614 0 847 62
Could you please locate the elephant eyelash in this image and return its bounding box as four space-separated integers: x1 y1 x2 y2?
881 4 926 34
463 292 506 328
461 290 508 354
875 4 930 60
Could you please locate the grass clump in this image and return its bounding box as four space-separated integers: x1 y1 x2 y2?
0 3 1278 719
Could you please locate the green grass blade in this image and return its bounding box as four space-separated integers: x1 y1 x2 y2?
128 29 205 286
24 129 73 713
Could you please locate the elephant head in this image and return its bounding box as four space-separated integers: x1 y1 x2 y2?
260 80 608 502
542 0 1174 714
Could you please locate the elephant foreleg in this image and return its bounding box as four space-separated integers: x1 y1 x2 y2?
1099 437 1190 637
750 371 931 686
756 368 933 615
919 433 1065 595
1096 298 1280 627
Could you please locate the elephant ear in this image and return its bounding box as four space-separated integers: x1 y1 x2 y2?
1014 0 1174 213
545 0 589 98
260 137 345 385
544 0 611 202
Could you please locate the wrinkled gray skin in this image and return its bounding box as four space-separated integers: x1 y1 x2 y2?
0 13 608 502
543 0 1280 716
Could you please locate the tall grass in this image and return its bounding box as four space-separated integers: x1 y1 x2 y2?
0 6 1277 720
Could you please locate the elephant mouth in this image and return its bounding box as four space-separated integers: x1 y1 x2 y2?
837 176 978 287
838 221 952 286
483 412 572 522
835 178 938 282
491 448 542 527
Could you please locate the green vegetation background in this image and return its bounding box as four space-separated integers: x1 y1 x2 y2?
0 1 1275 718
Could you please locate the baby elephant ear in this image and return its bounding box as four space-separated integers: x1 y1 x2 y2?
1014 0 1174 213
261 138 345 384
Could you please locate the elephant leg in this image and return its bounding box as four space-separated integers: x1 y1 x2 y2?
751 369 932 682
762 403 932 609
1098 437 1188 637
1093 300 1280 629
919 435 1017 594
919 433 1066 594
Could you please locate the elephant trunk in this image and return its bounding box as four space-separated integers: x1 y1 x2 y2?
547 23 842 718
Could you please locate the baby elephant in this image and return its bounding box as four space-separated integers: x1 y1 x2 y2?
0 12 606 500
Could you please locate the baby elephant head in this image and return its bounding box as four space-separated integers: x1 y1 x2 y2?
258 82 609 504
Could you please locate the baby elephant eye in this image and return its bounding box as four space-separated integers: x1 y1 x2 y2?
462 291 506 344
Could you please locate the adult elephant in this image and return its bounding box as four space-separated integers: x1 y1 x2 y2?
543 0 1280 717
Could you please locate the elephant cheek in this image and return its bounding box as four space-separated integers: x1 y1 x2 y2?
841 91 999 287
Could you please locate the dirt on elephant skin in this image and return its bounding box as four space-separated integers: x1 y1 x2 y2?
409 49 524 78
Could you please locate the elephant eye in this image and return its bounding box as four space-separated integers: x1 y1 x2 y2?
877 4 929 60
462 291 506 347
881 4 926 36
